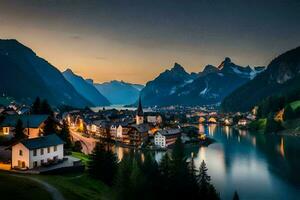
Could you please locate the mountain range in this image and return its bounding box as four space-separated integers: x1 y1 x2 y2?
221 46 300 112
139 60 265 106
94 80 144 105
0 39 92 108
62 69 110 106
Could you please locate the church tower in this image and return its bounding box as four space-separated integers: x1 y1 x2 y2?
136 96 144 125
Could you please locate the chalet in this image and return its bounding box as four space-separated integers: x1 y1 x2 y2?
0 115 49 138
12 134 64 170
127 124 149 147
154 129 181 148
110 122 129 140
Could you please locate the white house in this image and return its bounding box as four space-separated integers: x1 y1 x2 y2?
154 129 181 148
12 134 64 170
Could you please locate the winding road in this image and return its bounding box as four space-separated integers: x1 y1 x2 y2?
11 174 65 200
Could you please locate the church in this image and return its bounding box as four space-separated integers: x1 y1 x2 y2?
127 97 149 147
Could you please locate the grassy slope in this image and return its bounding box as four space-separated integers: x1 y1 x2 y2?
72 152 90 166
248 118 267 131
0 173 52 200
290 100 300 110
35 173 114 200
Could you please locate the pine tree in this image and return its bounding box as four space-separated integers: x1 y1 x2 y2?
60 120 72 148
73 141 82 152
88 142 118 186
41 99 53 116
129 159 145 200
15 119 25 140
233 191 240 200
32 97 41 114
198 160 211 195
187 155 200 199
197 160 220 200
169 136 193 199
140 153 160 199
114 155 133 200
43 117 58 134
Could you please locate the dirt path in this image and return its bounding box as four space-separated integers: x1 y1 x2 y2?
11 174 65 200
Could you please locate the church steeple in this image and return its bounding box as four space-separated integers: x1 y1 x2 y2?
136 96 144 125
137 96 143 116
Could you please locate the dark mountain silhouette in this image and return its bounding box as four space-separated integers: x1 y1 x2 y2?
140 60 264 106
221 46 300 112
63 69 110 106
0 39 92 107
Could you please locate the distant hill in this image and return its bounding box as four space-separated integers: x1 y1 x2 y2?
139 61 264 106
63 69 110 106
0 39 92 108
94 80 144 105
221 46 300 112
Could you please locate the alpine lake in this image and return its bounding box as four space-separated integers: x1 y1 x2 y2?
112 124 300 200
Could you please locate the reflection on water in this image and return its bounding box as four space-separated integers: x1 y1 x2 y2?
113 125 300 199
278 137 285 158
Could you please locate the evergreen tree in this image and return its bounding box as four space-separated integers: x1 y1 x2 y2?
170 136 197 199
114 155 133 200
197 160 220 200
88 142 118 186
198 160 211 194
15 119 25 140
60 120 72 148
43 117 58 134
129 159 145 200
41 99 53 116
140 153 160 199
233 191 240 200
32 97 41 114
188 155 200 199
73 141 82 152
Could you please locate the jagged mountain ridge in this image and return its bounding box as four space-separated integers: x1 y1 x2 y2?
140 60 265 106
221 46 300 112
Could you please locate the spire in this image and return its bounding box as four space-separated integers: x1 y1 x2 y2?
137 96 143 116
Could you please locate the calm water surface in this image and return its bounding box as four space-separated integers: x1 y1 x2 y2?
114 125 300 200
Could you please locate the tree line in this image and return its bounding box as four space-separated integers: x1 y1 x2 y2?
88 136 220 200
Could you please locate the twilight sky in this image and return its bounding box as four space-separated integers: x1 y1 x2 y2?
0 0 299 84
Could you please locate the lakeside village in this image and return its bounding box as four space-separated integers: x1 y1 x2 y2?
0 96 256 172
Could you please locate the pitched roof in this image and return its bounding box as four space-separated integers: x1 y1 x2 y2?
0 114 49 128
157 129 181 136
19 134 64 150
130 124 149 133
